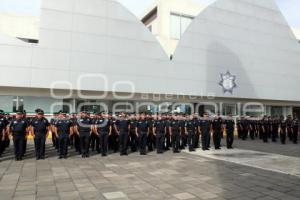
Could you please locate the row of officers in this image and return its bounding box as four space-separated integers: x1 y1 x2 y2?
0 109 298 161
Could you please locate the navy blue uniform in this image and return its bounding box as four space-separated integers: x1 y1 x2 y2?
95 118 111 156
10 118 28 160
170 120 181 153
279 119 287 144
137 119 149 155
200 119 211 150
185 120 197 151
76 117 92 157
292 118 299 144
115 119 130 155
31 117 49 159
50 118 59 150
55 119 72 157
212 118 222 149
129 120 138 152
154 119 166 153
224 119 235 149
0 117 8 156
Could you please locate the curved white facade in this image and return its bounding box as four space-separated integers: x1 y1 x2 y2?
0 0 299 102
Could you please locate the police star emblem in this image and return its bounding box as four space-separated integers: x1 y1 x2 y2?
219 71 237 94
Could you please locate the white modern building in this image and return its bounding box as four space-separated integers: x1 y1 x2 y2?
141 0 207 57
0 0 300 117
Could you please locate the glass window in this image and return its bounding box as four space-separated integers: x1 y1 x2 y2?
170 12 194 39
13 96 24 112
170 13 181 39
181 16 193 35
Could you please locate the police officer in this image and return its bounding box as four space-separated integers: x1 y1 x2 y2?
9 110 29 161
129 114 138 152
147 114 155 152
248 118 255 140
287 115 293 141
261 116 269 143
169 114 181 153
54 111 73 159
237 117 242 139
212 113 222 150
114 112 130 156
70 113 81 154
110 114 119 153
153 114 166 154
165 114 172 150
0 110 8 157
136 113 149 155
185 114 197 152
279 116 287 144
50 112 59 152
272 116 279 142
200 113 211 151
224 113 235 149
241 117 249 140
94 112 112 156
292 115 298 144
90 113 99 153
194 114 200 148
31 109 49 160
75 111 93 158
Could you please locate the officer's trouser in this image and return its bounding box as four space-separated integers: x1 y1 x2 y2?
213 130 221 149
271 128 278 142
242 129 248 140
201 131 209 150
34 134 46 158
100 132 108 155
250 130 255 140
74 134 81 153
172 132 180 152
147 132 154 151
292 128 298 144
262 130 268 143
90 133 98 152
226 130 234 148
13 136 24 158
0 134 3 156
59 135 69 156
119 132 128 155
187 131 195 151
80 133 90 155
165 132 171 150
156 133 164 153
288 128 293 141
280 130 286 144
138 132 147 154
130 130 138 152
180 132 187 149
194 132 200 148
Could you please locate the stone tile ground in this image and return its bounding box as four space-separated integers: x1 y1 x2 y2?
0 139 299 200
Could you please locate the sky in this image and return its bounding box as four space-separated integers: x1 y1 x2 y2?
0 0 299 28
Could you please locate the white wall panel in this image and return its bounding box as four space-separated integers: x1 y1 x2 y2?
40 9 73 31
0 45 32 67
39 29 71 50
74 0 107 17
42 0 74 12
72 14 106 35
31 48 70 70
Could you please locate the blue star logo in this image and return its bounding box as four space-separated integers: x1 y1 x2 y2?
219 71 237 94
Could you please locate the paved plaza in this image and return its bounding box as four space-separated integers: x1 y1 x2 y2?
0 139 299 200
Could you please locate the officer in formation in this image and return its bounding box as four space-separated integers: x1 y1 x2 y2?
1 108 299 161
235 115 299 144
30 109 50 160
0 110 9 157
